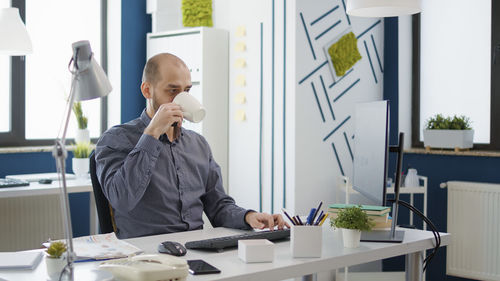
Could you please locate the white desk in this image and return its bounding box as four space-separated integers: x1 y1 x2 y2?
0 178 97 236
0 227 450 281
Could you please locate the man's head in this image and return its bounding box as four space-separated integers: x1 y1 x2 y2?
141 53 192 115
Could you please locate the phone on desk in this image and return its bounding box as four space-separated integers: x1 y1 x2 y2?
99 254 188 281
187 259 221 275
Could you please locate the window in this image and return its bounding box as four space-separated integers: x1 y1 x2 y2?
412 0 500 150
0 0 106 146
0 0 11 133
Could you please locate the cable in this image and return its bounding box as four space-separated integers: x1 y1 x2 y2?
387 199 441 272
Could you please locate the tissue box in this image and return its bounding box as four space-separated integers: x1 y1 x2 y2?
290 226 322 258
238 239 274 263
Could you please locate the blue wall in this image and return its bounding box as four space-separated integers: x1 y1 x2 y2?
383 17 499 281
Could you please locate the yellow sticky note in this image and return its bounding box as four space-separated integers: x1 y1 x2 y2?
236 74 246 86
235 58 246 68
235 41 246 52
236 26 246 37
235 92 246 104
235 109 246 121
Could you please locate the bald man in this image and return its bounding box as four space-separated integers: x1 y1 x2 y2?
95 53 288 239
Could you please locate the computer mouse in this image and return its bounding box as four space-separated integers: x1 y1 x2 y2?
157 241 187 256
38 178 53 184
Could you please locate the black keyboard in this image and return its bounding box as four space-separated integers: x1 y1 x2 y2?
185 229 290 250
0 178 30 188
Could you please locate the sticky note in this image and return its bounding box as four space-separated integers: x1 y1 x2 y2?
235 109 246 121
235 41 246 52
235 58 246 68
236 26 246 37
236 75 246 86
235 92 246 104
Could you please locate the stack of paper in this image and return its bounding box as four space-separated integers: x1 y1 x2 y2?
328 204 392 229
0 250 43 270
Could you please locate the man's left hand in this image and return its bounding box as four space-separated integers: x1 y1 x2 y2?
245 212 290 230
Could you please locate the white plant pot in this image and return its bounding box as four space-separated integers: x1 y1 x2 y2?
75 129 90 143
45 256 66 279
423 129 474 149
341 228 362 248
72 158 89 179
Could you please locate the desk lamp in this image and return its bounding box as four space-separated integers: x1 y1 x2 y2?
0 7 32 55
53 40 112 280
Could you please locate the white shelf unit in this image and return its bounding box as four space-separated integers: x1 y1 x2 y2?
146 27 229 188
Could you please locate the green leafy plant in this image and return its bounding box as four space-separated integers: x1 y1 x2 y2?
72 101 88 130
330 205 374 231
73 142 93 158
425 114 472 130
46 241 67 258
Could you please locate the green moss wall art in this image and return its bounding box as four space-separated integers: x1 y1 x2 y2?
182 0 213 27
327 32 361 77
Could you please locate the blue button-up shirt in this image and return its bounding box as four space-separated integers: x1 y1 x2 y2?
95 110 252 239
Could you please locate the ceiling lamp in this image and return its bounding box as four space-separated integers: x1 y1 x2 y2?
346 0 421 17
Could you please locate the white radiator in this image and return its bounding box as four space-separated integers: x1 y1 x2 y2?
446 181 500 281
0 195 64 251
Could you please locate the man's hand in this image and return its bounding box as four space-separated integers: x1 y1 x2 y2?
245 211 290 230
144 103 183 139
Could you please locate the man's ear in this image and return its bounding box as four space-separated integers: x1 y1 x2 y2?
141 82 152 99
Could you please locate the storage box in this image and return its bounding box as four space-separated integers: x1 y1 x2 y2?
290 226 322 258
238 239 274 263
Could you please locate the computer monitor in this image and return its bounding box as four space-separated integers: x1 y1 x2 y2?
352 100 405 243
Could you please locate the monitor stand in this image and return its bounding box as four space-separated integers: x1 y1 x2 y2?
361 132 405 243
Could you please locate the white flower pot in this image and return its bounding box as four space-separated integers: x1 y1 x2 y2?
72 158 89 179
423 129 474 149
75 129 90 143
341 228 362 248
45 256 66 279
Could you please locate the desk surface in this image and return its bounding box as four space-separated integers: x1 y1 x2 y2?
0 226 450 281
0 178 92 198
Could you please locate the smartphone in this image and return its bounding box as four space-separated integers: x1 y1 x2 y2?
187 259 221 275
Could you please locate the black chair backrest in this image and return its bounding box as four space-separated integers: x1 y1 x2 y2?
89 151 115 234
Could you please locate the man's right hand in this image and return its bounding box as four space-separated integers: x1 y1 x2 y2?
143 103 183 139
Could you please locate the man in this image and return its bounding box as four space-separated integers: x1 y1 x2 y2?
95 53 288 239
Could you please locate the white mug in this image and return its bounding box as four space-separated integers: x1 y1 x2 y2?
173 92 206 123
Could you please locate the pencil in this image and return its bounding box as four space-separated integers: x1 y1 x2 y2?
281 208 296 225
311 202 323 224
318 214 328 226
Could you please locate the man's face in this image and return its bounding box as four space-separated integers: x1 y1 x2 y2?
148 61 192 113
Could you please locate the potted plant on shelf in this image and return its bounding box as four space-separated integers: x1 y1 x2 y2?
73 101 89 143
45 241 67 279
423 114 474 151
331 206 373 248
72 142 93 179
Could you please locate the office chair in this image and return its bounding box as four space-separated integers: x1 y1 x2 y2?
89 151 116 234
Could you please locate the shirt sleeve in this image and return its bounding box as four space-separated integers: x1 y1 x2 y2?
95 131 163 212
201 148 253 230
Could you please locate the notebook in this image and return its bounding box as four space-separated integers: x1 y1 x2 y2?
0 250 43 270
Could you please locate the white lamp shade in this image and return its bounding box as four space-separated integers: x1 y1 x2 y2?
346 0 421 17
0 8 32 55
72 40 112 101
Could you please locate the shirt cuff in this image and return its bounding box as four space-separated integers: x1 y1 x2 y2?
136 134 163 156
243 209 256 230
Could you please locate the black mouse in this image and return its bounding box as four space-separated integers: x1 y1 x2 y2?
38 178 53 184
157 241 187 256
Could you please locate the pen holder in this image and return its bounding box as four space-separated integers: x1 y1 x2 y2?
290 225 322 258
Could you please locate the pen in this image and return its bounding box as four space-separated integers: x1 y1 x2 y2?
314 210 324 225
281 208 296 225
306 208 316 225
311 202 323 224
318 214 328 226
295 216 304 225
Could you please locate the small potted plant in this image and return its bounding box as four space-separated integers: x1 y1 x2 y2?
72 142 93 179
423 114 474 151
73 101 90 143
45 241 67 278
331 206 373 248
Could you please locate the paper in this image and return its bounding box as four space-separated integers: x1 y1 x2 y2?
236 25 246 37
236 75 246 86
43 233 143 261
0 250 43 269
235 109 246 121
235 92 246 104
235 41 246 52
235 58 246 68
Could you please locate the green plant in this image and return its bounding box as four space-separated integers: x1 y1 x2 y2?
46 241 66 258
73 142 93 158
425 114 472 130
72 101 88 130
330 206 374 231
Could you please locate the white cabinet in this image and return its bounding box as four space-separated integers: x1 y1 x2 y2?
147 27 229 188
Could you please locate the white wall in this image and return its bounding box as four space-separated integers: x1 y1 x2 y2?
398 15 412 149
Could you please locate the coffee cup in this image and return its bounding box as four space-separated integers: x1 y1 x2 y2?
173 92 206 123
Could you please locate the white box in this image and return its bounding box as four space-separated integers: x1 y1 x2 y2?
290 226 322 258
238 239 274 263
